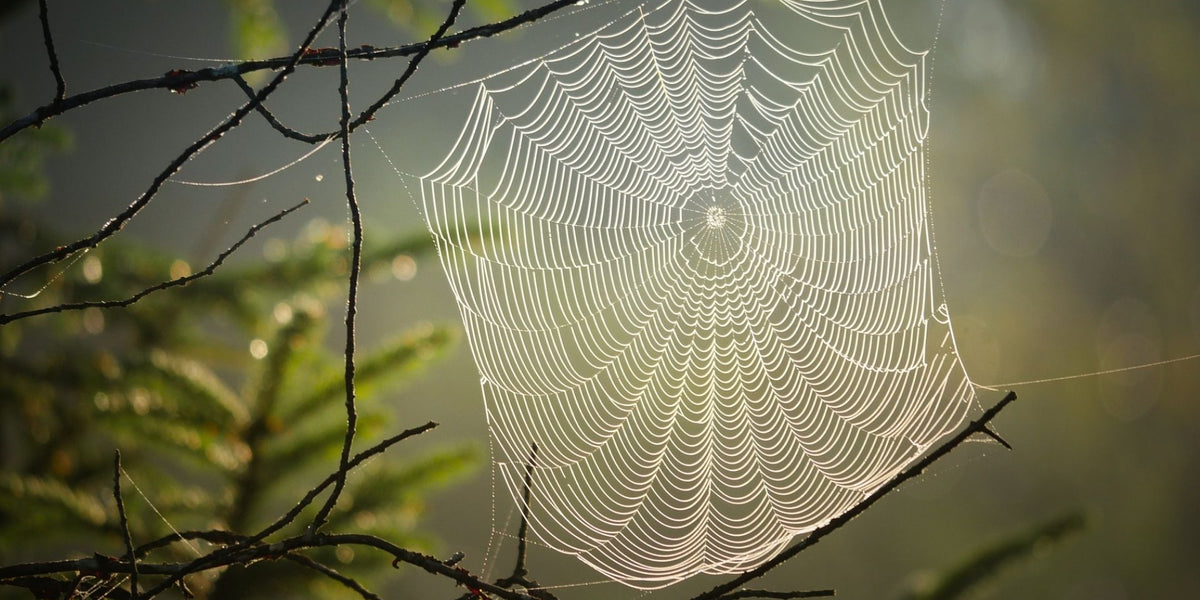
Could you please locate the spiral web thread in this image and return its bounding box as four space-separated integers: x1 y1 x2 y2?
419 0 974 588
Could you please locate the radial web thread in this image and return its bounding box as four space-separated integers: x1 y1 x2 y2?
419 0 974 588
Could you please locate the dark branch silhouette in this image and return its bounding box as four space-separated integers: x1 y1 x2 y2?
37 0 65 104
721 591 835 599
113 451 138 598
0 0 586 144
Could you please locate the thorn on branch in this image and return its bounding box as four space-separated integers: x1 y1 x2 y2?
980 425 1012 450
309 0 360 534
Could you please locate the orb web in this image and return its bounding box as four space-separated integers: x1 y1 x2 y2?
419 0 974 588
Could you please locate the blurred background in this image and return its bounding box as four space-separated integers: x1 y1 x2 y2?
1 0 1198 598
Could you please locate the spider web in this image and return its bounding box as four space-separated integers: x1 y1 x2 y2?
418 0 974 588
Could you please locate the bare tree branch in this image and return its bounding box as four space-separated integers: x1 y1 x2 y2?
0 199 309 325
37 0 65 104
690 392 1019 600
721 590 835 599
508 444 538 583
233 75 331 144
3 531 544 600
0 0 586 144
113 451 138 597
346 0 469 134
311 0 364 533
312 0 468 534
484 444 558 599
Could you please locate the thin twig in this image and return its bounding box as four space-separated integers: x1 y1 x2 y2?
0 0 586 144
511 443 538 581
310 0 361 533
453 444 554 600
232 75 331 144
347 0 468 132
0 1 341 292
235 0 466 146
284 553 381 600
980 425 1012 450
37 0 66 104
113 451 138 598
490 443 557 600
325 533 538 600
0 199 309 325
0 576 103 600
721 590 835 599
690 392 1019 600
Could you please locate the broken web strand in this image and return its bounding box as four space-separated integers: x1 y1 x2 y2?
415 0 974 588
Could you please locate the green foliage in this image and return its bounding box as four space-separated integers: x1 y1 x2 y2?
0 206 476 598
